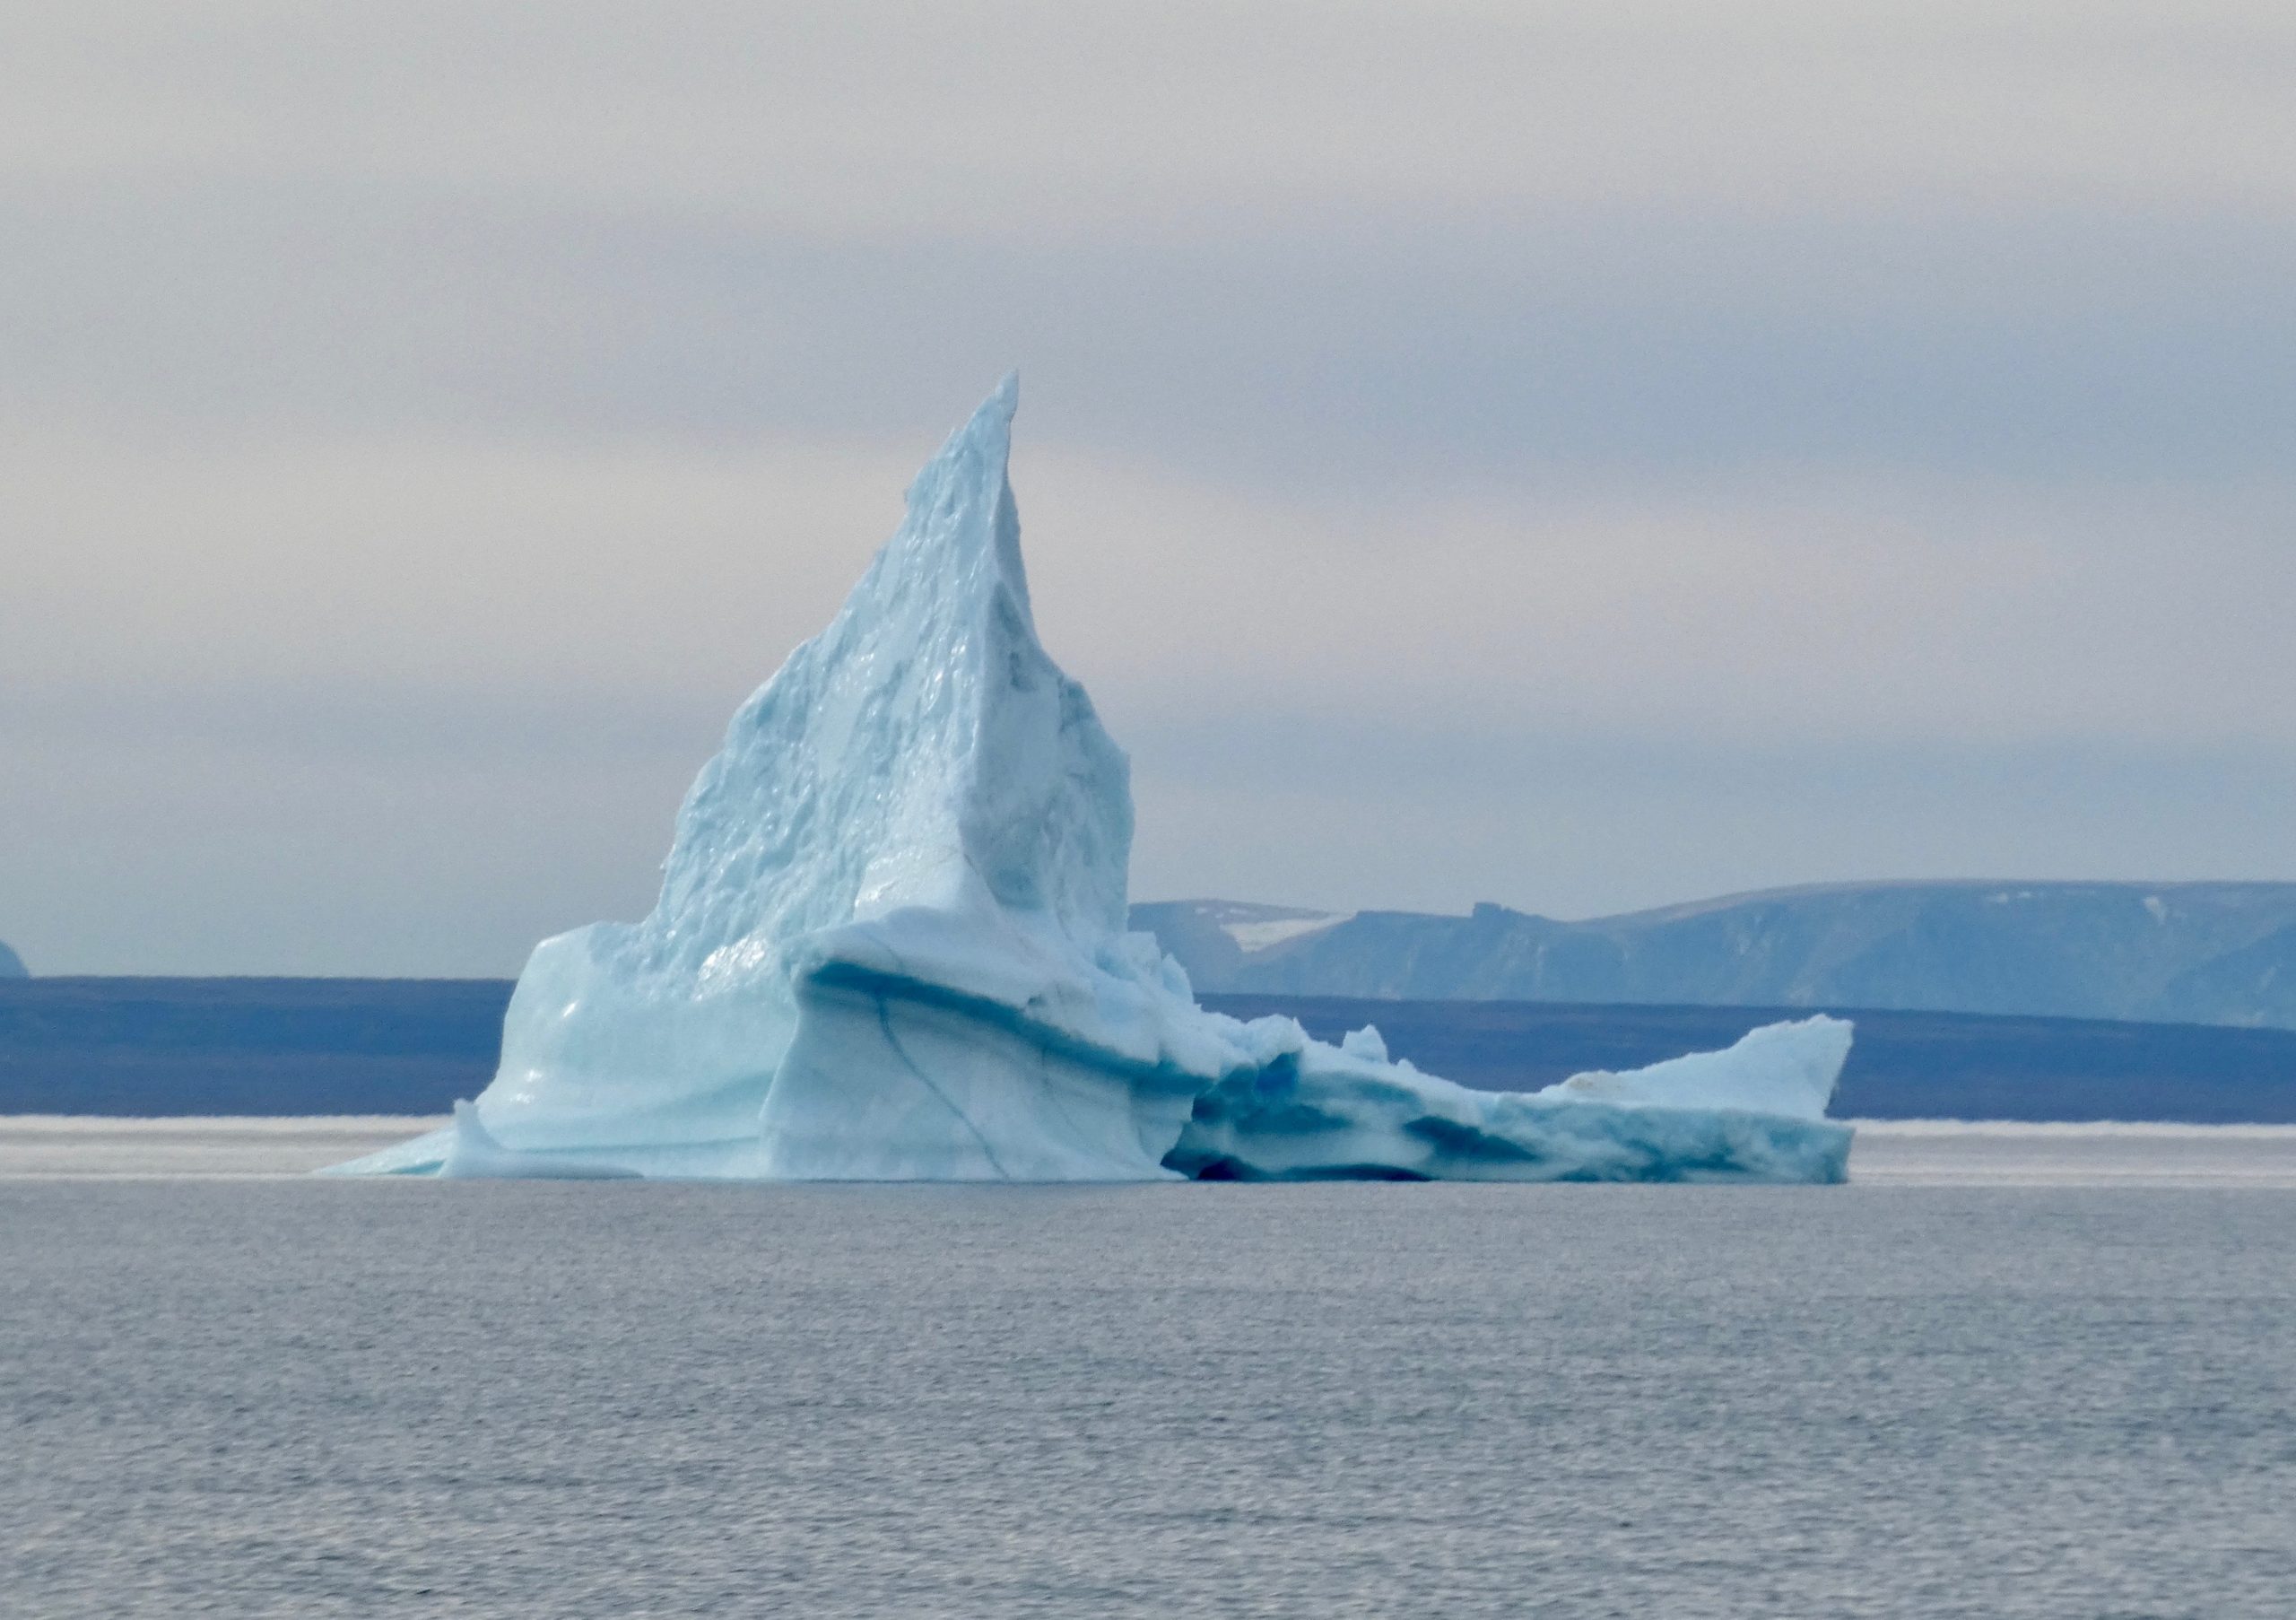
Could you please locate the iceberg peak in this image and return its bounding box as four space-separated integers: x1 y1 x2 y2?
895 368 1030 612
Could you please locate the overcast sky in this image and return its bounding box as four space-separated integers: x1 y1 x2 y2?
5 2 2293 974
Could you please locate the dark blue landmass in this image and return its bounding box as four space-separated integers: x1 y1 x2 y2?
3 977 2293 1122
1135 882 2296 1031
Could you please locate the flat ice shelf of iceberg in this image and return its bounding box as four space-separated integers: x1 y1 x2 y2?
329 379 1854 1185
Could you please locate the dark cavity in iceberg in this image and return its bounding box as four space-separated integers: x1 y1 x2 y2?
331 379 1853 1183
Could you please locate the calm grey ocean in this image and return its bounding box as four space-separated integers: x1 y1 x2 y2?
4 1128 2293 1618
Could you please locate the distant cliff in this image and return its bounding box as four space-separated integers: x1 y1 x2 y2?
1134 882 2296 1031
0 940 26 979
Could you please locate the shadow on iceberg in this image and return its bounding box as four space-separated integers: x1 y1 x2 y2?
327 378 1854 1186
1169 1020 1852 1183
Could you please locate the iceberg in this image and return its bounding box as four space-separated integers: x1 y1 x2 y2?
330 378 1853 1184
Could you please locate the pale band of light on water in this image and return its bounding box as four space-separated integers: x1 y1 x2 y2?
5 1116 2296 1187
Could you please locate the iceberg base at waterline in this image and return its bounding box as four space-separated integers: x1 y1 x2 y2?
327 377 1855 1186
330 988 1856 1184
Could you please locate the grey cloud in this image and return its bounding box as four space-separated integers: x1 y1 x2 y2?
0 679 728 771
1126 715 2296 921
3 180 2292 493
11 3 2296 227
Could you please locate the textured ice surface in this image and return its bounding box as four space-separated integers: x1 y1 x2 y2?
1173 1019 1854 1182
330 379 1852 1183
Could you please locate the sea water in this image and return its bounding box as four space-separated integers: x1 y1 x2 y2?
4 1123 2292 1617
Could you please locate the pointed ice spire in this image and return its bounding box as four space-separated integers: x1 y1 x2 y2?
649 370 1127 949
862 370 1035 659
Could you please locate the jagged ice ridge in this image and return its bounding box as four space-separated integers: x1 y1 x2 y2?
332 379 1853 1183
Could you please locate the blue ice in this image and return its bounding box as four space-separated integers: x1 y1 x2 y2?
329 379 1852 1184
